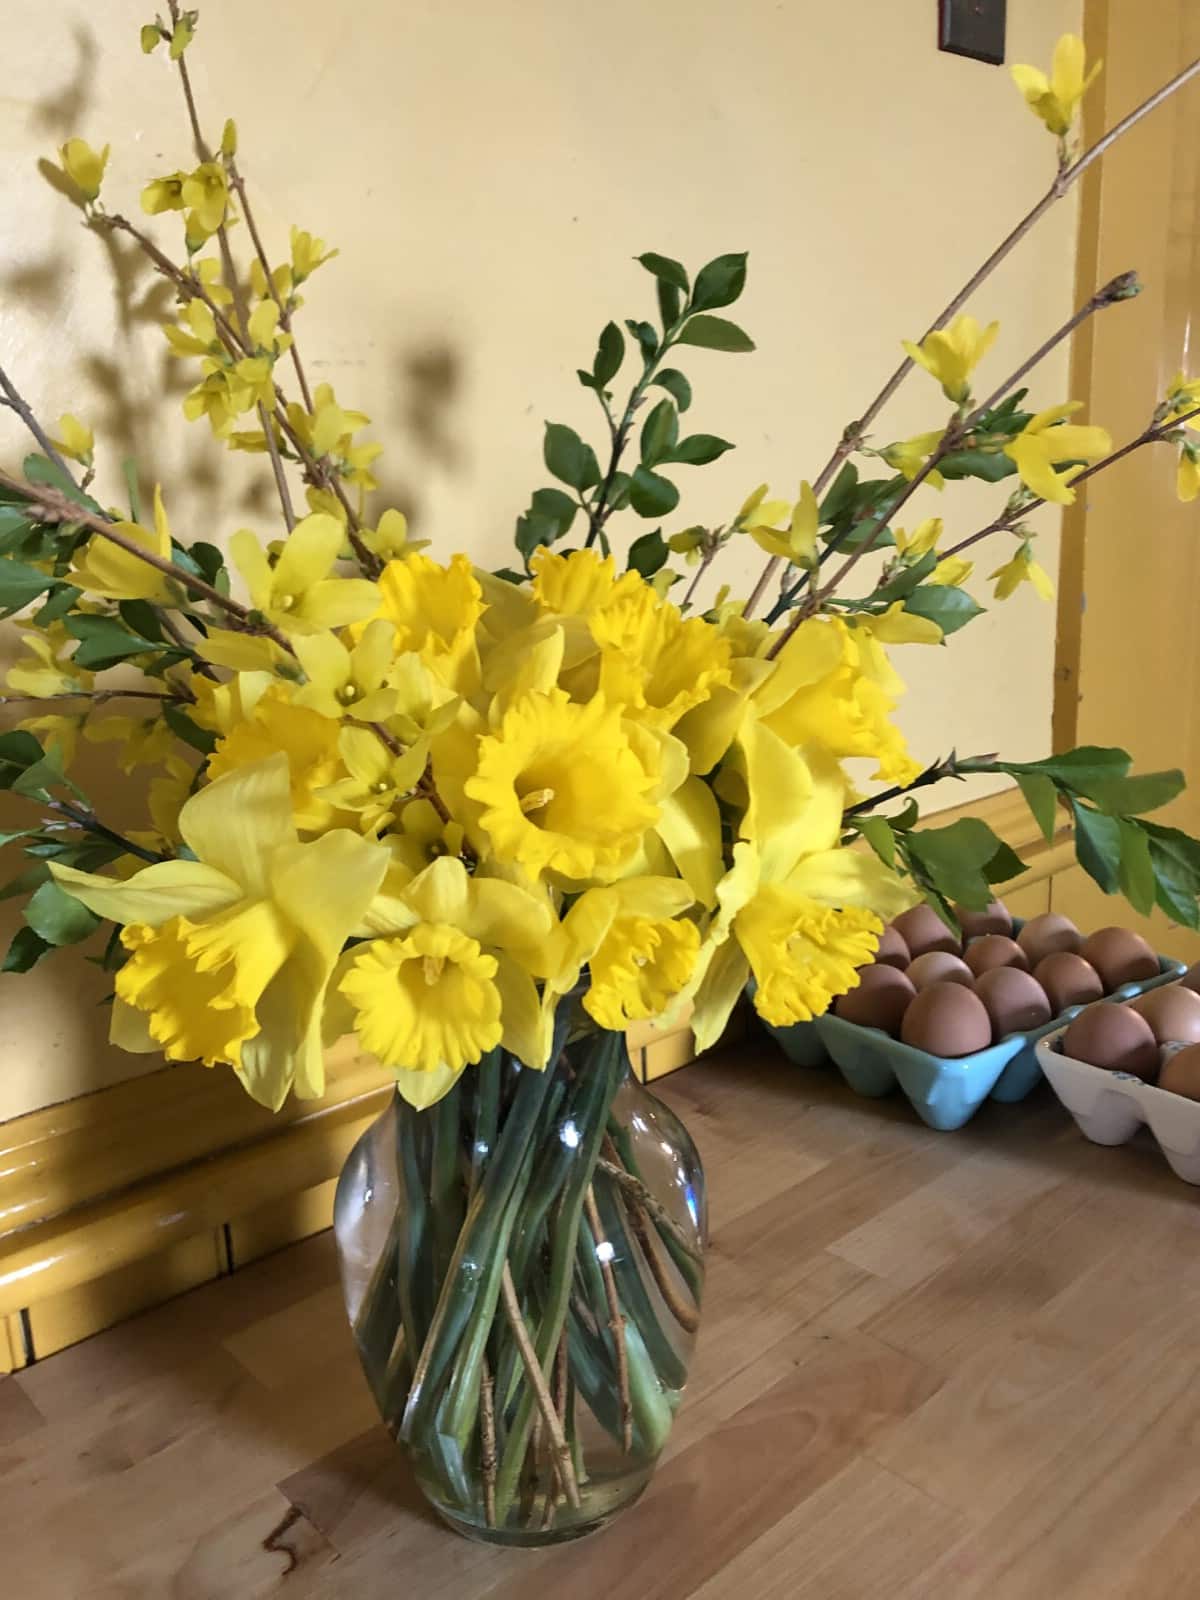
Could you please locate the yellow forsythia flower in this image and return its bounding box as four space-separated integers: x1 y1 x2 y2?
1003 403 1111 505
1166 372 1200 427
50 413 93 464
84 715 175 775
928 555 974 588
1011 35 1102 137
59 138 109 203
142 171 188 215
902 314 999 404
1178 446 1200 503
5 624 92 698
882 431 946 490
231 513 378 635
290 227 337 282
182 162 229 242
893 517 942 562
70 485 181 606
220 118 238 158
745 481 819 568
990 544 1055 601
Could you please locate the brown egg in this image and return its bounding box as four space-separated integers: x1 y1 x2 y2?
1078 927 1159 993
975 967 1053 1039
906 951 974 991
1061 1001 1160 1080
900 982 993 1058
964 934 1030 979
1180 962 1200 996
1158 1042 1200 1100
834 964 916 1035
1017 912 1082 967
1128 984 1200 1045
956 899 1013 940
891 904 960 959
873 924 911 970
1034 952 1104 1015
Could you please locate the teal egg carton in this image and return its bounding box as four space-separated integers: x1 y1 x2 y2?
761 935 1184 1131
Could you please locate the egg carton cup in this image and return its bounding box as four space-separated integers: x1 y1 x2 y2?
1035 1024 1200 1184
761 948 1184 1133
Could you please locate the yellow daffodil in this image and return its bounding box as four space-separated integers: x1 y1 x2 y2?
881 431 946 491
757 615 925 787
529 546 642 619
377 553 485 694
59 138 109 203
291 227 337 283
989 544 1055 601
336 855 556 1105
464 688 663 884
292 618 401 720
902 314 999 403
50 755 389 1105
70 485 183 606
50 413 94 465
683 728 916 1047
230 512 378 635
5 624 92 698
1003 403 1111 504
593 595 733 731
317 725 427 834
1178 445 1200 503
84 714 175 774
207 687 352 833
894 517 942 562
586 914 700 1029
1011 34 1101 137
928 554 974 588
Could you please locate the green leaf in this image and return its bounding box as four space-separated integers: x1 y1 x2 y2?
652 369 692 414
690 252 748 313
874 550 938 602
628 467 679 519
33 584 82 625
906 816 1006 911
0 729 44 774
118 599 166 643
23 878 101 946
635 252 689 292
0 557 54 613
163 700 216 756
656 278 682 331
938 449 1018 484
639 399 679 468
1089 769 1186 817
854 814 895 868
819 462 859 525
592 321 625 387
1016 771 1059 842
627 530 669 578
1071 801 1121 894
529 488 578 539
188 541 228 589
902 585 985 636
23 454 104 515
1012 746 1132 795
1117 819 1156 916
1 925 51 973
665 434 734 467
1142 820 1200 877
11 740 86 803
0 828 34 849
677 315 755 353
625 319 659 361
542 423 601 492
984 840 1028 884
1148 836 1200 930
64 614 157 670
891 798 921 831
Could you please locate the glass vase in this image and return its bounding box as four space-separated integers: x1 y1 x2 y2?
333 997 707 1546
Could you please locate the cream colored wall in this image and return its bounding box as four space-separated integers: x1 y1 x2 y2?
0 0 1079 1118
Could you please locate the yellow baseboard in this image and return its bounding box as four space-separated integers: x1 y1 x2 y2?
0 784 1067 1370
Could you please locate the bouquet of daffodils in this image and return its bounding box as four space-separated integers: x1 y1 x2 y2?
1 26 1199 1113
4 13 1200 1541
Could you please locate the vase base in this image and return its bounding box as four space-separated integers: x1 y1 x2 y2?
431 1474 651 1548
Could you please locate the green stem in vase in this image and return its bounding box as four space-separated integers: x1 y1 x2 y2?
492 1038 624 1523
591 1177 688 1391
605 1121 704 1299
429 1081 465 1286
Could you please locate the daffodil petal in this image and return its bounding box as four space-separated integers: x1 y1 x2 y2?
657 776 723 909
50 858 242 927
180 753 297 896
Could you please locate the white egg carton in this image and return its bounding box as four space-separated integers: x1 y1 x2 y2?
1035 1025 1200 1184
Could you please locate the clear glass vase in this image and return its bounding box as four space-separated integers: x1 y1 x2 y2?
333 997 706 1546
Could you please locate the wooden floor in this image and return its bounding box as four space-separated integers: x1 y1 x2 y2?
4 1040 1200 1598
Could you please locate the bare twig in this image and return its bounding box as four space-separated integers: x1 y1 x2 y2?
597 1155 703 1264
45 799 164 864
744 56 1200 612
539 1334 570 1531
0 689 187 708
499 1262 581 1509
480 1357 498 1529
0 365 76 482
619 1189 700 1334
584 1187 632 1453
228 162 315 410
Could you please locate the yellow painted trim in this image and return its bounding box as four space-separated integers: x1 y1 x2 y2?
0 783 1073 1368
